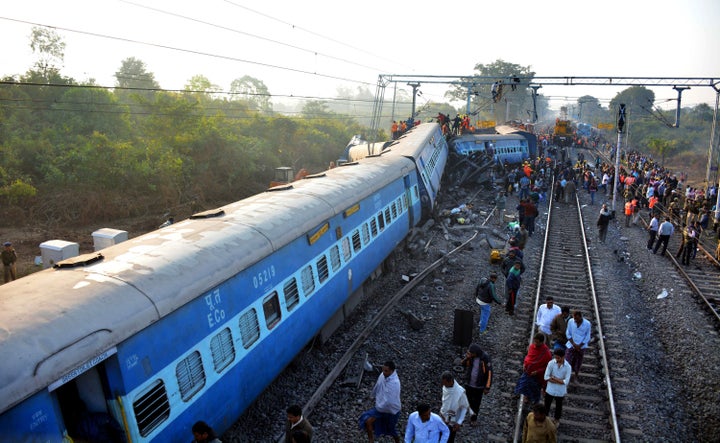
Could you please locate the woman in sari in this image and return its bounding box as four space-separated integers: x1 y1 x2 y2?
515 333 553 405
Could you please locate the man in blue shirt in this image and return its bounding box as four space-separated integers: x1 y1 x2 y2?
404 403 449 443
565 310 592 382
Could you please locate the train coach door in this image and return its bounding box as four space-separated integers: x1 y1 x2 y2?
403 175 414 229
53 355 127 441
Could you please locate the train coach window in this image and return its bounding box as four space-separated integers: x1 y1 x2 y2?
301 265 315 296
263 292 281 329
284 278 300 311
391 202 398 219
176 351 206 402
385 208 392 224
377 213 385 231
361 224 370 245
239 309 260 349
341 237 352 262
317 255 329 283
330 246 341 272
352 230 362 252
370 219 378 237
133 379 170 437
210 328 235 373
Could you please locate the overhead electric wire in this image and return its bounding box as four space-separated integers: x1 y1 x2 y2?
118 0 387 73
221 0 410 71
0 16 375 87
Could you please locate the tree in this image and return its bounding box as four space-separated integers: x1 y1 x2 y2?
29 27 66 80
646 137 676 167
445 59 535 122
609 86 655 122
115 57 160 93
230 76 272 114
185 75 220 95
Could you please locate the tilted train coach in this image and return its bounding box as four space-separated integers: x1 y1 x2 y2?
0 123 448 442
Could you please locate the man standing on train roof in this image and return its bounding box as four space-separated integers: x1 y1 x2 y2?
359 361 401 443
2 241 17 283
536 296 561 337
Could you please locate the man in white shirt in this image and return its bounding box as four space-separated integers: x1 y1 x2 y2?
647 213 659 250
653 217 675 255
536 296 561 336
404 403 449 443
440 372 470 443
544 348 572 424
360 361 401 443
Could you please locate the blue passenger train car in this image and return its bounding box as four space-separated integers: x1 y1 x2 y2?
0 123 448 442
450 133 532 165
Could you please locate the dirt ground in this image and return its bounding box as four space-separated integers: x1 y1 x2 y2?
0 217 156 281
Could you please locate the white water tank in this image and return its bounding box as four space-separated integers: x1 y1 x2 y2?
92 228 128 251
39 240 80 269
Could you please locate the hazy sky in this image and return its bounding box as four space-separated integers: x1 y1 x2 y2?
2 0 719 112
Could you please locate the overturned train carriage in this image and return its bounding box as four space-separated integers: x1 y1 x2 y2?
0 123 448 442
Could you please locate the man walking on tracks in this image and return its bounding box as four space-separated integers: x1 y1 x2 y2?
565 310 591 383
461 344 493 427
505 261 523 316
359 361 401 443
597 204 612 244
476 273 501 335
653 217 675 256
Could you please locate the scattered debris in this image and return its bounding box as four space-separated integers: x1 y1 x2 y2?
657 289 669 299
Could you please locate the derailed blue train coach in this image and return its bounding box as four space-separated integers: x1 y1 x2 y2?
0 123 448 442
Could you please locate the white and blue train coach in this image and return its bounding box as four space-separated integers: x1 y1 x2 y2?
0 123 448 442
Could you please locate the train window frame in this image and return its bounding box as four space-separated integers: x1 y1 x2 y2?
176 350 206 402
317 255 329 283
377 212 385 231
133 379 170 437
301 265 315 296
391 202 398 219
370 218 378 237
329 246 341 272
351 229 362 253
361 223 370 245
239 308 260 349
384 208 391 224
284 278 300 311
341 237 352 262
262 291 281 329
210 327 235 373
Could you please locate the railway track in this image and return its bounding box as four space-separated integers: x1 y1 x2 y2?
510 188 627 442
638 212 720 325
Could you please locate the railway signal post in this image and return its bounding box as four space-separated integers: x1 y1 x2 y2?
612 103 626 215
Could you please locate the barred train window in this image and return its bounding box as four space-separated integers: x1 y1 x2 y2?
378 212 385 231
317 255 329 283
284 278 300 311
133 379 170 437
370 218 378 237
239 308 260 349
361 224 370 245
385 208 391 223
391 202 398 219
341 237 352 261
330 246 341 272
176 351 206 402
352 230 361 252
263 292 281 329
301 265 315 296
210 328 235 373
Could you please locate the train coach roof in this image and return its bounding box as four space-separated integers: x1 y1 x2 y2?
0 153 415 414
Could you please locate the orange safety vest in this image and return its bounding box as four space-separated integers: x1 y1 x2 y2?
624 201 633 216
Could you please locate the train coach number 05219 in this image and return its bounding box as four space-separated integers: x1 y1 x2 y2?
252 265 277 289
